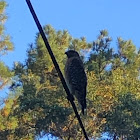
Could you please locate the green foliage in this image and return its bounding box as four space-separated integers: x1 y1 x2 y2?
0 1 13 56
105 93 140 139
86 30 113 81
0 62 12 78
0 1 14 139
0 0 13 90
0 22 140 140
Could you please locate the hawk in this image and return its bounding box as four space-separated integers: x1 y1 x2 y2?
64 50 87 115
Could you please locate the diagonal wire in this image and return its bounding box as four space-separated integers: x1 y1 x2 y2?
25 0 89 139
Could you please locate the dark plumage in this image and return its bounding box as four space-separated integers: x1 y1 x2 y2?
64 50 87 115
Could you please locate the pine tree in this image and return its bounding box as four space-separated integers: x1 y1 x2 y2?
1 23 140 139
0 0 13 90
0 1 15 140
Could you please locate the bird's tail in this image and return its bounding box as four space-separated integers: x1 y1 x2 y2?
75 91 87 115
81 98 86 115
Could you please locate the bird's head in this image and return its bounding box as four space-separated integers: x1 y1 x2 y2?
65 50 80 58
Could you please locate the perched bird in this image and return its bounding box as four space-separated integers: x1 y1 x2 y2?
64 50 87 115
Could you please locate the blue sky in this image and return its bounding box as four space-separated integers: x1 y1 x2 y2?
3 0 140 68
1 0 140 139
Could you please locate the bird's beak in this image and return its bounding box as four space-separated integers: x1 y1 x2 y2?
65 52 67 55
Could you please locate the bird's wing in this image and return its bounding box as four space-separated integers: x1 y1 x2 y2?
68 58 87 94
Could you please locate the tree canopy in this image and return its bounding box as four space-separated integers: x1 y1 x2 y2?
0 2 140 140
0 0 13 91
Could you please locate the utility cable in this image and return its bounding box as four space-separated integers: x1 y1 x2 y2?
25 0 89 139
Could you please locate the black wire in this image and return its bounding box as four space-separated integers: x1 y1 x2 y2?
25 0 89 139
